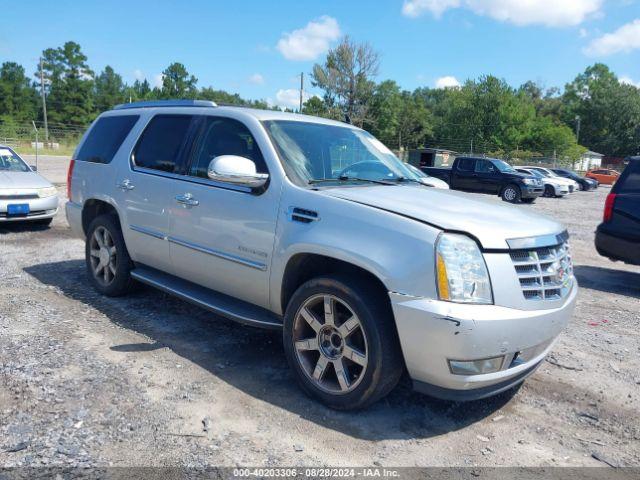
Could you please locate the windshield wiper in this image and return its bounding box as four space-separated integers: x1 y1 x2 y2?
309 176 396 186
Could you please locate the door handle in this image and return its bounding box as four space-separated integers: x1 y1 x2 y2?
117 179 135 191
175 193 199 207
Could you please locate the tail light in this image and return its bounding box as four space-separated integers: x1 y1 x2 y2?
66 159 76 201
603 193 617 222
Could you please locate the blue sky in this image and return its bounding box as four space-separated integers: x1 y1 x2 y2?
1 0 639 108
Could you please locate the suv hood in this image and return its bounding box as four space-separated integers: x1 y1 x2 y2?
320 185 564 250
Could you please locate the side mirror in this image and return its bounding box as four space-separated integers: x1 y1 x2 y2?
30 165 38 171
207 155 269 189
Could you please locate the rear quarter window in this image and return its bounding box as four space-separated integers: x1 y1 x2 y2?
457 158 475 171
76 115 139 164
617 162 640 194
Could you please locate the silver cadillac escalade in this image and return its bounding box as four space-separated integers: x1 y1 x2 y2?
66 100 577 410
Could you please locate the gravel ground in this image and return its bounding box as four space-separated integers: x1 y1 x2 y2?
0 183 639 468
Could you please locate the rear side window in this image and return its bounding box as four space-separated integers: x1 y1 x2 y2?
76 115 139 164
457 158 475 171
618 162 640 194
133 115 194 173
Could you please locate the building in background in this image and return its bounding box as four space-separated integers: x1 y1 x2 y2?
576 151 604 171
407 148 458 168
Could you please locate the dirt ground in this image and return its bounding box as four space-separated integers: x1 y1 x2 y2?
1 176 639 468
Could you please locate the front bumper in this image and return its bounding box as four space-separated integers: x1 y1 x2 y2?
0 195 58 222
521 185 543 199
390 284 577 400
553 185 569 196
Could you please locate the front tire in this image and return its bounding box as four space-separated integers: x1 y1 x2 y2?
543 185 554 198
283 275 403 410
85 214 135 297
502 184 521 203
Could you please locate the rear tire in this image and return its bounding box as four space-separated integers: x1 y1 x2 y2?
85 214 135 297
283 274 403 410
501 184 521 203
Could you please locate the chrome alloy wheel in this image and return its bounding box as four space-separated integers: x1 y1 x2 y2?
89 226 117 286
504 187 517 201
293 294 368 394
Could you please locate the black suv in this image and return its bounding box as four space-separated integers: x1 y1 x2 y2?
595 157 640 265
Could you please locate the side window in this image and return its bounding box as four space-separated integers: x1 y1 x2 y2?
457 158 475 171
475 160 494 173
188 117 267 179
133 115 194 173
76 115 139 164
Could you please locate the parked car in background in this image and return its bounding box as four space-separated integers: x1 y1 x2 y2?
0 145 58 225
422 157 544 203
551 168 597 190
595 157 640 265
586 168 620 185
522 166 579 193
65 100 577 409
516 168 569 198
406 164 449 189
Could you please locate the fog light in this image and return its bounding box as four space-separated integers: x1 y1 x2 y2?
449 356 504 375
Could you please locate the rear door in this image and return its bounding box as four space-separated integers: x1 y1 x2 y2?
610 161 640 240
451 158 477 191
117 114 198 274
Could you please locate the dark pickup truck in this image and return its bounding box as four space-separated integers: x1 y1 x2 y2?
422 156 544 203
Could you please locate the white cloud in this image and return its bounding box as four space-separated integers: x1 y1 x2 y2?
584 19 640 56
435 75 461 88
620 76 640 88
133 69 144 81
276 16 341 61
579 28 588 38
275 88 314 109
402 0 460 18
153 73 164 88
249 73 265 85
402 0 603 27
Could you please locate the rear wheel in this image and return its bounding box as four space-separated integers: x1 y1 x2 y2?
501 184 521 203
283 275 403 410
85 214 135 297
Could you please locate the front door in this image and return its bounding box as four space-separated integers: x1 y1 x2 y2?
169 116 279 309
474 159 500 193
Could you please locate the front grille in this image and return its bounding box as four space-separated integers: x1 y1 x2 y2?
510 242 573 301
0 194 38 200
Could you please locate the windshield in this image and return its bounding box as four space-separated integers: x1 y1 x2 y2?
264 120 420 185
521 169 542 178
0 148 30 172
532 168 551 177
493 159 517 173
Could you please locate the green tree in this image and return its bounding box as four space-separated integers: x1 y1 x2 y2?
301 96 331 117
563 64 640 156
160 62 198 99
0 62 38 123
94 66 125 111
40 41 95 126
311 36 380 127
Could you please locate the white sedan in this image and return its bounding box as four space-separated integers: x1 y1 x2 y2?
0 146 58 225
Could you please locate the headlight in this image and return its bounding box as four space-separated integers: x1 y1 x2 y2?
522 178 535 185
37 186 58 198
435 233 493 304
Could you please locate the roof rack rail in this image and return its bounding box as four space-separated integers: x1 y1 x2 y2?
113 99 217 110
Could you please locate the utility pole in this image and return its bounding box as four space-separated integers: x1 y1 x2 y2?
575 115 581 144
299 72 304 113
32 121 38 171
470 139 473 155
39 57 49 144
